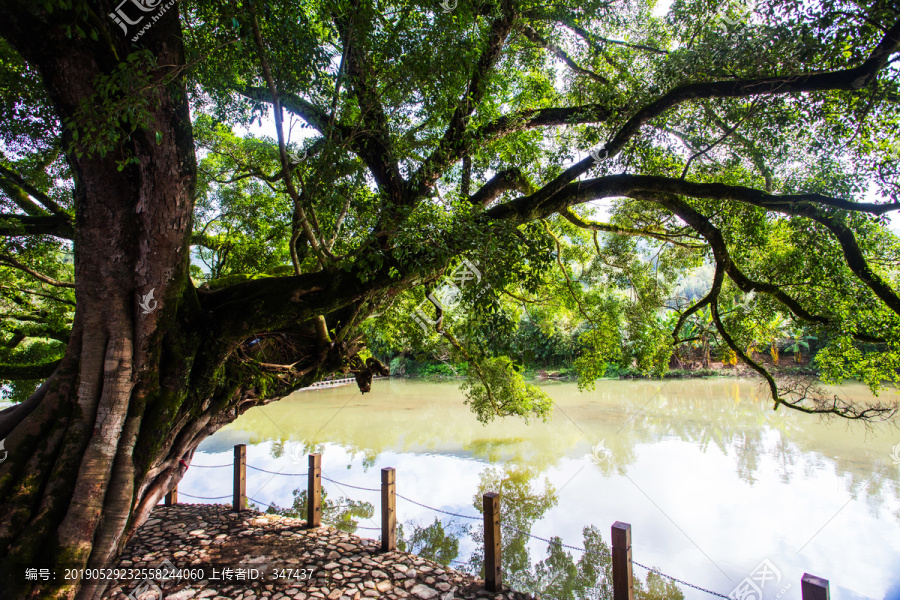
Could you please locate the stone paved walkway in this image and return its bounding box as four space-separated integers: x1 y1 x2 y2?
102 504 528 600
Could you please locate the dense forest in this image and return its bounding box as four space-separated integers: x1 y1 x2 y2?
366 259 832 380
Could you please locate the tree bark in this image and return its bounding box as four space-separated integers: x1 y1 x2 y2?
0 4 398 595
0 5 283 600
0 5 196 599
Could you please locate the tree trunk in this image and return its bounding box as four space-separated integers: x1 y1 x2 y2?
1 6 239 600
0 7 395 599
0 7 199 598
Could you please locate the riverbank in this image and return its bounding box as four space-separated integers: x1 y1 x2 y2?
102 504 528 600
392 364 818 382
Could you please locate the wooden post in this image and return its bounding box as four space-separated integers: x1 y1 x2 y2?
308 453 322 528
612 521 634 600
233 444 246 511
483 492 501 592
164 487 177 506
801 574 829 600
381 467 396 551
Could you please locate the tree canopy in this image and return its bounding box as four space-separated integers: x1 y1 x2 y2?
3 0 900 423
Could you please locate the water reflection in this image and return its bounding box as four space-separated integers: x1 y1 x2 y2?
184 379 900 600
255 488 374 532
255 463 685 600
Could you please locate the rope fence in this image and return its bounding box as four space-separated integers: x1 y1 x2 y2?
176 492 232 500
164 446 832 600
247 464 308 476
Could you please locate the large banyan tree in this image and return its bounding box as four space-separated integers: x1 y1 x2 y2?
0 0 899 597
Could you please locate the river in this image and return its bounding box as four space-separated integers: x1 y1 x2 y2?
178 378 900 600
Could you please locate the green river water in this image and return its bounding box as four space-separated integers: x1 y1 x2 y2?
180 378 900 600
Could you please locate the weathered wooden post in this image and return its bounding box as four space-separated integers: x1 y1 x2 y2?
164 487 177 506
233 444 246 511
801 574 829 600
612 521 634 600
381 467 396 551
483 492 501 592
308 453 322 528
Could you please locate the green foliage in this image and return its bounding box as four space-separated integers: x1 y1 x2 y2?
65 49 159 164
573 326 620 391
460 356 553 424
0 38 59 152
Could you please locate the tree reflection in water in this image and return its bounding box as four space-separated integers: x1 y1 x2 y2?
255 488 375 533
397 518 467 566
462 464 684 600
257 472 684 599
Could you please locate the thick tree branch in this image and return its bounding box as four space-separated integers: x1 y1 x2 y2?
248 1 328 270
0 359 61 380
401 102 612 198
560 19 669 55
488 174 893 339
0 163 68 215
335 2 405 202
800 211 900 317
0 253 74 288
0 214 74 238
524 19 900 211
468 168 535 207
406 0 517 203
0 179 50 216
563 175 900 316
5 325 70 344
488 173 900 223
241 87 334 135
